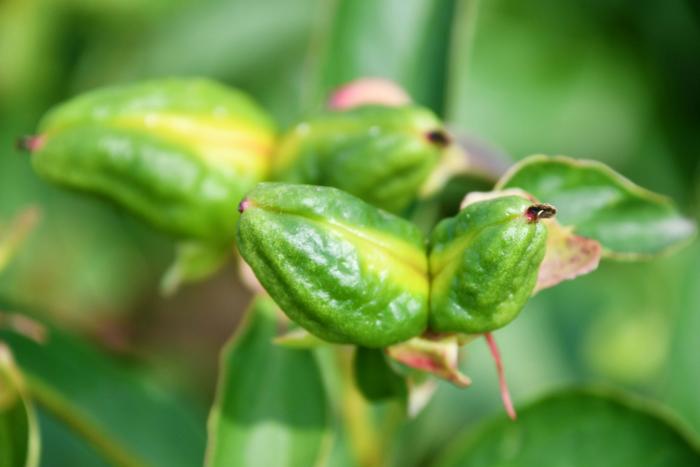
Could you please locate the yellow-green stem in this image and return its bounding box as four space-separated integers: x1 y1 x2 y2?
336 347 385 467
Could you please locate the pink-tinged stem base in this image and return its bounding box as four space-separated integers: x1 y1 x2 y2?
484 332 517 420
16 135 45 152
238 198 250 213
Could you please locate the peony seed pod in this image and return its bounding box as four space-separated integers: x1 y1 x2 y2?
28 78 275 245
429 195 554 334
237 183 429 347
272 105 451 214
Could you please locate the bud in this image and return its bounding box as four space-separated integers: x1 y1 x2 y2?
328 78 411 110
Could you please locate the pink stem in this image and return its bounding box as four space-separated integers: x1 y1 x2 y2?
484 332 517 420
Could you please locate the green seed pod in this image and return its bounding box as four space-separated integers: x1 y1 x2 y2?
429 195 555 334
272 105 451 214
29 78 275 244
25 78 276 292
237 182 429 347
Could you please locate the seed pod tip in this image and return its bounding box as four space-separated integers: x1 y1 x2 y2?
525 204 556 223
16 135 45 153
238 198 251 213
426 130 451 147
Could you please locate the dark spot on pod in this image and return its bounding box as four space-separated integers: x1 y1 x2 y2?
426 130 451 147
238 198 250 213
525 204 557 223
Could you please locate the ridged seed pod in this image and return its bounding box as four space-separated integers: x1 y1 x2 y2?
25 78 276 292
429 195 554 334
237 183 429 347
272 105 451 214
29 78 275 244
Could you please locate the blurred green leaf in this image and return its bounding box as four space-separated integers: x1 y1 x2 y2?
0 344 40 467
497 155 697 258
0 0 66 119
311 0 457 113
37 408 108 467
664 243 700 436
353 347 406 402
0 320 206 467
0 134 172 321
205 296 330 467
447 0 654 168
90 0 316 126
435 388 700 467
0 207 40 274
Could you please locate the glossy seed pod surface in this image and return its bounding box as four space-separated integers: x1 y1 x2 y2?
273 105 450 213
429 196 550 334
31 78 275 243
237 183 429 347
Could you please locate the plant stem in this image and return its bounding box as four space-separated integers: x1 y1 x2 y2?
445 0 482 122
484 332 516 420
336 347 385 467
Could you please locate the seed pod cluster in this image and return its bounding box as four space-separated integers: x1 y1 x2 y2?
26 78 554 343
237 184 553 347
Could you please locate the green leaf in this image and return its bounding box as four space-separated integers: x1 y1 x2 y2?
206 296 330 467
353 347 406 402
0 344 40 467
496 155 697 258
310 0 458 113
435 388 700 467
664 243 700 436
0 319 206 467
37 408 108 467
0 207 40 274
